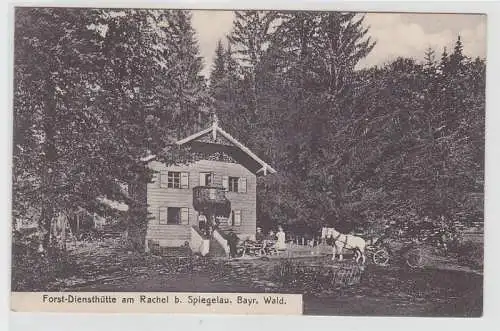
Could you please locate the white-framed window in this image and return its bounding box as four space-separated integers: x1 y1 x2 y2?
229 210 241 226
159 207 189 225
229 177 238 192
168 171 181 188
223 176 247 193
160 171 189 189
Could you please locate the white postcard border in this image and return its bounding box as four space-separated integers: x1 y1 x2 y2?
3 1 500 331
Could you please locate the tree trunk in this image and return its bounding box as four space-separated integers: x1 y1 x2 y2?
127 176 148 252
41 81 58 257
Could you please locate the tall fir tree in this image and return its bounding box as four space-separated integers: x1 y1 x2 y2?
424 47 436 71
439 46 449 74
210 40 227 85
230 11 376 230
228 11 280 122
449 35 465 72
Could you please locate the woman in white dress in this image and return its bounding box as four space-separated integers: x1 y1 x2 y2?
276 226 287 250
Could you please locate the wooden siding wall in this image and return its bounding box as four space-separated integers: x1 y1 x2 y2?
146 160 257 244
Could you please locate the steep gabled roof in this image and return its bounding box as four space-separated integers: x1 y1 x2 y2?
176 126 213 145
176 116 277 176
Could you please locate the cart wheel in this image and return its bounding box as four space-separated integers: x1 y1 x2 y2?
406 248 425 268
372 248 390 266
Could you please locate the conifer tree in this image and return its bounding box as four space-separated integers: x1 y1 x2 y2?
450 35 465 72
210 40 227 86
440 46 449 74
424 47 436 71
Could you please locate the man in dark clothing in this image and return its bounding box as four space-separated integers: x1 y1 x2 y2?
255 227 265 242
227 231 239 259
198 215 207 236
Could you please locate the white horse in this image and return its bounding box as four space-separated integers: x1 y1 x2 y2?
321 227 367 264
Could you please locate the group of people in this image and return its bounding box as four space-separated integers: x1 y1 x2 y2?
226 226 287 259
256 226 287 250
198 214 220 237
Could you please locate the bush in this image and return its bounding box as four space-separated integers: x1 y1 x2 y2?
11 244 76 291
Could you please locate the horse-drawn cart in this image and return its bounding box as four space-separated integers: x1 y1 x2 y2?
365 228 453 268
402 241 451 268
366 241 391 266
234 239 279 258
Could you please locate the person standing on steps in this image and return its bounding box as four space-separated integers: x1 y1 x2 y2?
198 214 208 237
227 230 239 259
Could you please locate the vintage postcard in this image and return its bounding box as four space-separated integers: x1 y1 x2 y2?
10 7 485 317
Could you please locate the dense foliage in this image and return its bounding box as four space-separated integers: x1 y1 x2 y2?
211 12 485 235
13 8 208 253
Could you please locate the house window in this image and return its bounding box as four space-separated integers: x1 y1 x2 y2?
229 210 241 226
199 172 213 186
168 172 181 188
224 176 247 193
205 174 212 186
229 177 238 192
167 207 181 224
160 171 189 189
159 207 189 225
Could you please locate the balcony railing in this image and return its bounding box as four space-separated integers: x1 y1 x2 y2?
192 185 231 218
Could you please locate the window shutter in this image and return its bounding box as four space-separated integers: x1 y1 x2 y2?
238 177 247 193
159 207 168 224
160 171 168 188
153 172 160 188
180 208 189 225
234 210 241 226
199 173 205 186
227 214 232 226
222 176 229 191
181 172 189 188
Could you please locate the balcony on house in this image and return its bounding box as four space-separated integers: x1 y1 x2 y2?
192 185 231 218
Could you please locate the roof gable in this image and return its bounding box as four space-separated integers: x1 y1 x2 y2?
176 116 276 176
195 130 234 146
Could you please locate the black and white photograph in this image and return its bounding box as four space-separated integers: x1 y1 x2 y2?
11 7 485 317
